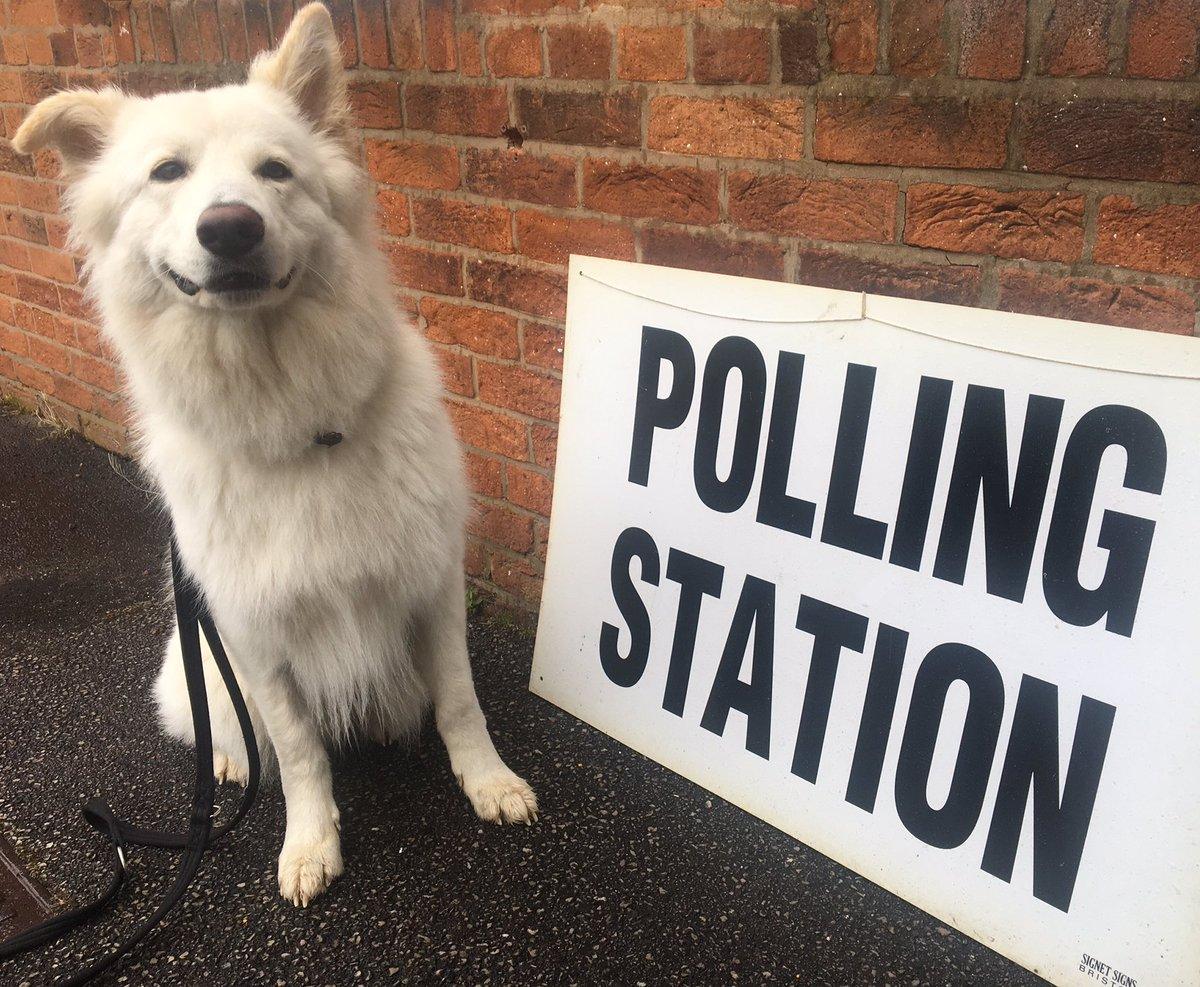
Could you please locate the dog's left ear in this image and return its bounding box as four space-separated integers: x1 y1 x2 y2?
249 3 348 137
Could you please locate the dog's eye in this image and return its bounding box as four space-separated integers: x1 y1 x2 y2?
257 159 293 181
150 159 187 182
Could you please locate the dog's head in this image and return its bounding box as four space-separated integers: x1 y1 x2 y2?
13 3 363 312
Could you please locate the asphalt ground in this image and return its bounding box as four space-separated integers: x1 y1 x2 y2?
0 408 1043 985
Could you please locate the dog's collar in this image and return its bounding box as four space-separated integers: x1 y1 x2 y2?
314 431 343 447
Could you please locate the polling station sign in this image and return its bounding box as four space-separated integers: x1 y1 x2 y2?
531 257 1200 986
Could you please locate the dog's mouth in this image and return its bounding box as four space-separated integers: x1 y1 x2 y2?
167 266 296 297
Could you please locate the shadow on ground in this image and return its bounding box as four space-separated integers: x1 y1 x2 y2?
0 410 1043 985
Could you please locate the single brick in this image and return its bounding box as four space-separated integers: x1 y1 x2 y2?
375 188 410 237
487 25 542 78
348 78 401 129
193 0 223 62
424 0 456 71
489 553 543 607
693 26 769 84
515 209 636 266
904 183 1084 262
888 0 946 77
388 0 422 70
547 23 611 80
478 361 561 422
780 16 820 84
365 139 460 190
997 269 1194 334
420 298 520 359
384 241 463 295
405 83 510 137
521 319 565 372
243 0 272 57
583 159 719 224
171 3 203 64
469 501 534 553
531 423 556 468
1095 196 1200 278
468 258 568 319
728 173 896 243
413 197 513 253
1038 0 1112 76
642 227 787 282
796 248 982 306
506 463 553 516
617 26 686 81
433 344 473 396
217 0 248 62
648 96 804 160
458 28 483 76
827 0 878 72
463 148 577 208
959 0 1026 79
356 0 391 68
464 450 503 499
816 95 1011 169
1018 99 1200 183
448 399 528 459
1127 0 1200 80
517 88 641 148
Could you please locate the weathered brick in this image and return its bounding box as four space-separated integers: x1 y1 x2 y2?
12 0 58 28
72 352 117 392
1019 99 1200 183
796 248 982 306
517 88 640 148
243 0 270 57
515 209 635 266
463 148 576 208
56 0 110 26
372 189 410 237
464 538 488 579
468 258 567 319
583 159 719 224
28 243 75 283
506 463 553 515
217 0 248 62
728 173 896 243
170 1 202 64
412 196 513 253
648 96 804 160
959 0 1025 79
464 450 503 498
355 0 390 68
888 0 946 77
458 27 483 75
547 23 611 80
28 334 70 374
779 16 820 84
478 361 560 421
1094 196 1200 278
827 0 877 72
642 227 787 282
1127 0 1200 80
469 501 534 553
348 78 401 129
424 0 455 71
487 25 542 78
521 319 564 372
384 241 463 295
365 139 459 190
193 0 222 62
448 399 527 459
48 30 77 65
405 83 509 137
816 95 1011 169
617 26 685 81
463 0 571 12
489 552 543 606
420 298 519 358
1038 0 1112 76
904 184 1084 262
387 0 421 69
433 344 473 396
693 26 768 84
997 269 1193 334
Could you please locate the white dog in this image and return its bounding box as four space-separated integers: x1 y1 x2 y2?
14 3 537 907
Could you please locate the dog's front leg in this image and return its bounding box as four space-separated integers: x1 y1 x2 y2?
416 570 538 824
250 665 342 906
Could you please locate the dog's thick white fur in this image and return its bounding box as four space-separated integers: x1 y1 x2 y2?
14 3 536 906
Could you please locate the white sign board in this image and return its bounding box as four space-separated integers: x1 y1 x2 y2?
532 257 1200 986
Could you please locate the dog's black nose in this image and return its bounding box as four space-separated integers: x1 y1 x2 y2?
196 203 265 259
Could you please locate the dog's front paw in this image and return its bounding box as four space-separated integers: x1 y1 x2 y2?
213 748 249 786
277 828 343 907
462 768 539 825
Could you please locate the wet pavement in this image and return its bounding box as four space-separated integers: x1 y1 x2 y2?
0 408 1043 985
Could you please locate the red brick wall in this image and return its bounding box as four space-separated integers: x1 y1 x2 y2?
1 1 1199 610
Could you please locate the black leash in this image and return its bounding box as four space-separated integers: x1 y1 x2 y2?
0 537 260 985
